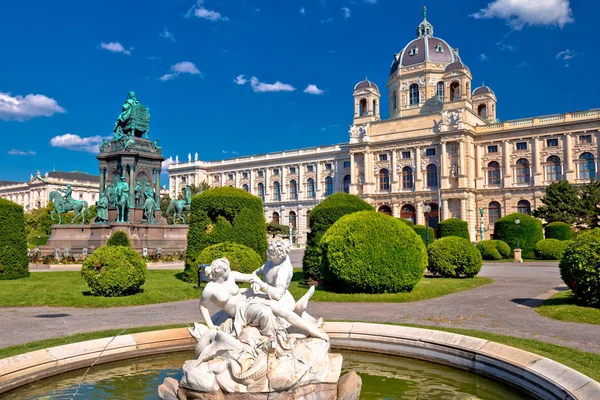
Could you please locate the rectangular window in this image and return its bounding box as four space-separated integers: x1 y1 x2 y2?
402 151 411 159
487 145 498 153
580 135 592 144
227 173 234 180
290 167 296 174
307 165 314 172
379 154 388 161
547 138 559 147
325 163 332 170
242 172 248 179
273 169 279 175
257 170 264 177
516 142 527 150
426 148 436 156
213 176 219 182
343 161 351 168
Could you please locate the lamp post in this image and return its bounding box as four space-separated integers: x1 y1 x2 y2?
514 217 522 263
424 203 432 247
515 217 521 249
479 208 485 242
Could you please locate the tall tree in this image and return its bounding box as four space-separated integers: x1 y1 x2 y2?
533 180 581 224
580 179 600 228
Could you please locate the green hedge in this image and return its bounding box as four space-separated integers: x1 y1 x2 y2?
185 187 267 283
186 242 262 283
107 230 131 247
476 240 511 260
559 229 600 307
438 218 470 240
398 218 414 227
545 222 572 241
493 213 543 259
535 239 570 260
413 225 436 246
0 199 29 280
428 237 483 278
302 193 374 282
81 246 147 296
319 211 426 293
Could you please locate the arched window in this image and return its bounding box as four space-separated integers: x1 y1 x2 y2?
516 159 531 184
426 164 438 187
402 166 413 189
289 211 297 230
450 81 460 101
392 90 397 110
359 99 367 116
272 212 280 225
372 100 377 115
487 161 501 185
546 156 562 182
343 174 351 193
400 204 416 223
488 201 501 224
306 210 311 229
379 169 390 191
579 152 596 180
517 200 531 215
478 104 487 118
289 180 298 200
273 181 281 201
428 203 440 228
378 205 392 215
325 176 334 196
307 178 315 198
409 84 419 105
436 82 444 102
242 183 249 192
257 183 265 201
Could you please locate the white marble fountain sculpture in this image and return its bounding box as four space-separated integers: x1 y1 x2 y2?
159 241 361 400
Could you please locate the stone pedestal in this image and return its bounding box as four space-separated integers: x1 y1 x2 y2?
514 248 523 263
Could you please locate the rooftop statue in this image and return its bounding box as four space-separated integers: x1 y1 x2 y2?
113 91 151 142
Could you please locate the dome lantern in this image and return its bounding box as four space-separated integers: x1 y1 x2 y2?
416 6 434 38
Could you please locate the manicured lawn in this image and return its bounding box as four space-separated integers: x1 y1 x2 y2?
0 270 199 308
536 290 600 325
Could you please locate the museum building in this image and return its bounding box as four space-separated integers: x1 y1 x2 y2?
168 11 600 244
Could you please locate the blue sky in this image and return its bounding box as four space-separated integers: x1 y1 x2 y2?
0 0 596 182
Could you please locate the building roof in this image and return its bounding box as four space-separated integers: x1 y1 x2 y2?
48 171 100 183
354 78 379 92
473 85 494 96
0 180 21 187
445 60 469 72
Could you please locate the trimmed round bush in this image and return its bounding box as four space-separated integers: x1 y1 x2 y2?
559 229 600 307
188 242 262 283
107 230 131 247
81 246 147 296
319 211 427 293
302 193 374 283
438 218 470 240
545 222 572 241
0 199 29 280
185 187 268 283
494 213 543 259
476 240 511 260
428 237 483 278
534 239 570 260
398 218 414 228
413 225 435 246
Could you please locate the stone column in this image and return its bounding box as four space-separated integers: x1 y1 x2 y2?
416 201 424 225
265 169 270 202
281 166 286 198
458 140 467 187
297 164 302 197
249 170 253 195
154 168 161 204
502 141 511 187
442 198 448 221
99 168 105 194
475 144 483 189
440 142 448 189
390 150 397 192
460 198 467 221
414 147 422 191
564 133 574 181
315 163 320 198
533 137 543 185
129 164 135 207
350 153 356 194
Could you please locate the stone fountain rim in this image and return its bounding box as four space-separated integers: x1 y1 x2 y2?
0 322 597 399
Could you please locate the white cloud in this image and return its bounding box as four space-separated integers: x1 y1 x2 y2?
7 149 36 156
365 0 377 3
187 0 229 21
160 29 175 41
0 92 66 121
50 134 106 153
300 6 306 15
249 77 295 93
234 74 248 85
556 49 579 60
328 49 336 54
304 84 325 95
341 7 351 19
320 127 327 131
159 61 202 81
99 41 131 55
479 53 489 61
321 17 333 23
471 0 573 29
496 42 515 51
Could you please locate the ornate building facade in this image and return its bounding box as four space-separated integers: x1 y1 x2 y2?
169 11 599 244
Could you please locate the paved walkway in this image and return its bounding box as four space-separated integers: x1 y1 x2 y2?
3 263 600 355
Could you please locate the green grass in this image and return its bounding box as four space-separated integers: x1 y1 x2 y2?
0 270 200 307
536 290 600 325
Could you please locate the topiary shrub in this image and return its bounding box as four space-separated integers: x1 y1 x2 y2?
187 242 262 284
413 225 435 246
81 246 147 296
428 237 483 278
185 187 268 283
535 239 571 260
476 240 511 260
545 222 573 241
302 193 374 283
438 218 470 240
493 213 543 259
319 211 426 293
559 229 600 307
398 218 414 228
0 199 29 280
107 230 131 247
